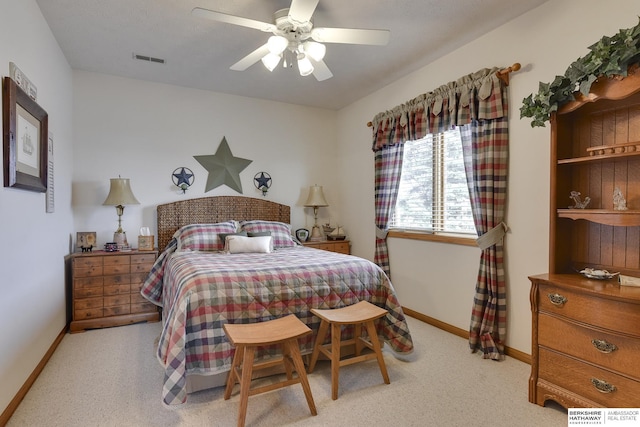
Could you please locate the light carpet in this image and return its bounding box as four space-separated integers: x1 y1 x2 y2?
7 316 567 426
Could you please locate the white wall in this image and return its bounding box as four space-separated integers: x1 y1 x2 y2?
337 0 640 354
72 71 339 246
0 0 73 414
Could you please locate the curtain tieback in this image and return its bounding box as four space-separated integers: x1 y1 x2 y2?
376 227 388 239
476 221 508 250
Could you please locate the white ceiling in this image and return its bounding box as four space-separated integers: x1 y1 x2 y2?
36 0 548 110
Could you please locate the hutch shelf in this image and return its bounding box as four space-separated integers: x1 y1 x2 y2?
529 69 640 409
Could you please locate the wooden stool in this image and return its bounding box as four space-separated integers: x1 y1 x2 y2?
223 315 317 427
308 300 390 400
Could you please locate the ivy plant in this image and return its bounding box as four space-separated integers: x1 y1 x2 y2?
520 18 640 127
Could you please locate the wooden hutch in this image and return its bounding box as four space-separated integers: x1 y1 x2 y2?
529 69 640 408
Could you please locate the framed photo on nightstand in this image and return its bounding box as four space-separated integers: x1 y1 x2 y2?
296 228 309 242
76 232 96 252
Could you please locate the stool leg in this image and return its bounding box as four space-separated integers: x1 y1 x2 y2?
354 322 363 356
282 342 294 381
237 346 255 427
224 346 243 400
330 322 341 400
308 319 329 373
364 320 390 385
286 339 317 416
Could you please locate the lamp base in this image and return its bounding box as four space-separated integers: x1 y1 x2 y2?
309 225 324 242
113 231 131 251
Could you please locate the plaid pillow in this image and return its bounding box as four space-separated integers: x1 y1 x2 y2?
175 222 238 251
240 220 297 248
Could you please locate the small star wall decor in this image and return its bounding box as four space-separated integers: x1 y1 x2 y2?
254 172 272 196
172 167 195 193
194 136 253 193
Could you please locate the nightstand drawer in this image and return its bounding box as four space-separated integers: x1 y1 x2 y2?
104 284 131 296
74 276 103 289
104 305 131 317
103 274 131 286
75 308 103 320
104 294 130 307
74 266 103 277
75 287 102 298
103 255 130 266
68 250 160 333
132 254 156 264
73 257 103 269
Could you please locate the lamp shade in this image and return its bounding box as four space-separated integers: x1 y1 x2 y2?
304 185 328 207
102 178 140 206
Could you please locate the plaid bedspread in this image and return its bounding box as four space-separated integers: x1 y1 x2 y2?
141 243 414 406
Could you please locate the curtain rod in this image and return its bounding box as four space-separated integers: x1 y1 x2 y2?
366 63 521 127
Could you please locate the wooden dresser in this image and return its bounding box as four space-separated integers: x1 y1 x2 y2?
530 69 640 408
529 273 640 407
302 239 350 254
68 250 160 333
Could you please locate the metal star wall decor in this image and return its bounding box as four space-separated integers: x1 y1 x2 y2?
172 167 195 193
194 136 252 193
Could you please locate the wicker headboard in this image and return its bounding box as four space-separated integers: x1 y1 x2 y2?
156 196 291 250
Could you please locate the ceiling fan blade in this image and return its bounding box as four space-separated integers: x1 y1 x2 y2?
311 27 390 45
288 0 319 25
192 7 276 32
310 58 333 81
230 44 270 71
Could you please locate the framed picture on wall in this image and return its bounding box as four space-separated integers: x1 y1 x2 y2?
3 76 49 192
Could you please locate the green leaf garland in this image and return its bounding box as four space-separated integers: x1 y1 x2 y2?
521 18 640 127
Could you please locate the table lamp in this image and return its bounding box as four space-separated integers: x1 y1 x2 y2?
103 177 140 250
304 185 328 241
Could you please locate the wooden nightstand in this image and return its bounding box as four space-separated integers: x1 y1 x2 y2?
68 250 160 333
302 240 350 254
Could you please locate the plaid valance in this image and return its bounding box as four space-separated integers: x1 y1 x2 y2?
371 67 507 151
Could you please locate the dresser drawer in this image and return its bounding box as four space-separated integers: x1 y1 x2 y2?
74 276 103 289
104 284 131 296
104 294 131 307
103 274 131 286
73 257 102 269
132 253 156 264
103 255 130 266
104 264 131 275
131 262 153 273
73 266 103 277
538 283 640 336
74 287 103 298
539 348 640 407
104 305 131 317
75 308 104 320
538 313 640 379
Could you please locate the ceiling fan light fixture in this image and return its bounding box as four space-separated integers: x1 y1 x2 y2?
297 55 314 76
261 52 282 72
302 41 326 61
267 35 288 55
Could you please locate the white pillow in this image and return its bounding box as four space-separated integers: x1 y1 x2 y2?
226 235 273 254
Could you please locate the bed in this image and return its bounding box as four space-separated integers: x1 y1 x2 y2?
141 196 414 406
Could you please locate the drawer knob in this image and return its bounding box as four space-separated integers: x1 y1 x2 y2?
591 339 618 354
591 378 616 394
547 293 567 306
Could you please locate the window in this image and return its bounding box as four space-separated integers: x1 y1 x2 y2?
390 128 475 235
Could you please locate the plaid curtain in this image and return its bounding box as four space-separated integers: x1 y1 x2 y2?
371 68 509 358
373 144 404 278
461 116 509 360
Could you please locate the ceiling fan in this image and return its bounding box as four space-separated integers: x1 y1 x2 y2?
192 0 390 81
